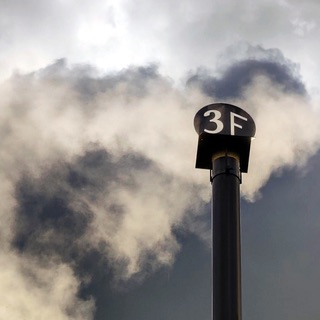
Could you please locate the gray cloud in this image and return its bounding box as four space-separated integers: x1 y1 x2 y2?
187 59 306 99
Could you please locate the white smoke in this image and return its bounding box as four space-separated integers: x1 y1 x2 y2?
0 61 320 318
239 75 320 200
0 251 94 319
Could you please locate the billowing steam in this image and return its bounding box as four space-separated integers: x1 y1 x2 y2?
1 50 320 318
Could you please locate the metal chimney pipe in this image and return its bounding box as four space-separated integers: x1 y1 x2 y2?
194 103 255 320
211 153 241 320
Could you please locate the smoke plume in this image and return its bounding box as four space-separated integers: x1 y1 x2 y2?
1 50 320 318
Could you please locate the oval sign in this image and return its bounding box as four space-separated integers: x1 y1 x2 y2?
194 103 256 138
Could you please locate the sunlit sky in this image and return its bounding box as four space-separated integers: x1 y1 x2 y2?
2 0 320 89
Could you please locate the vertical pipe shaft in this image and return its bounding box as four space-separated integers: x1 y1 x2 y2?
211 154 242 320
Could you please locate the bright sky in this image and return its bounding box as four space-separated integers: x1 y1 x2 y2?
1 0 320 91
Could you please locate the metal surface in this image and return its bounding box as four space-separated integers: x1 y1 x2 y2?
194 103 256 172
211 155 241 320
